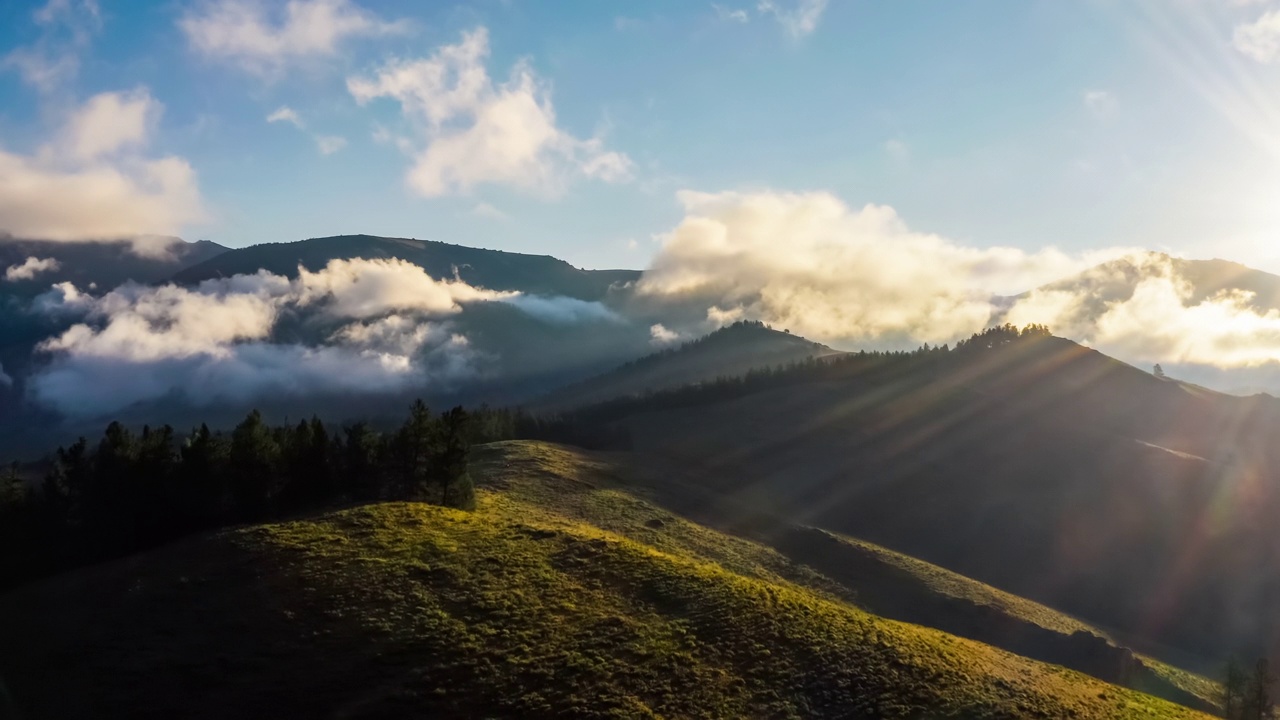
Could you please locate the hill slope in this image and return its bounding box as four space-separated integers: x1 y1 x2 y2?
573 330 1280 662
172 234 640 301
537 320 841 411
0 441 1210 719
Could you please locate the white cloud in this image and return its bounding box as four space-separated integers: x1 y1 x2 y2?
291 257 512 318
0 90 206 252
61 88 158 161
650 323 682 346
27 258 517 416
266 105 304 127
315 135 347 155
347 27 633 197
1005 254 1280 369
713 4 750 23
28 256 621 415
180 0 409 75
1234 10 1280 63
757 0 828 38
0 363 10 388
2 0 101 92
4 256 61 282
637 189 1131 346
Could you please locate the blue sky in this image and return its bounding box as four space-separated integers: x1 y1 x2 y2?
3 0 1280 273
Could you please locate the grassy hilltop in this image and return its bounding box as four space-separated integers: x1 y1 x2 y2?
0 441 1214 719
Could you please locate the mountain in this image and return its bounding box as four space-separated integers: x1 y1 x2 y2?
0 441 1213 719
535 320 841 412
560 327 1280 664
0 238 228 297
173 234 641 301
994 252 1280 334
1038 253 1280 309
0 238 230 439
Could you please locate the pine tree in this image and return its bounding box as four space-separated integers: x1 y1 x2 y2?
180 424 229 527
432 406 475 510
229 410 280 521
341 422 383 501
392 400 436 500
1225 657 1248 720
1245 658 1275 720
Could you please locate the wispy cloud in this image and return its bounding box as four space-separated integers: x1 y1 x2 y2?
1083 89 1118 118
2 0 102 93
471 202 507 220
347 27 632 198
314 135 347 155
1234 9 1280 63
713 4 750 23
266 105 303 127
757 0 828 38
180 0 409 76
265 106 347 155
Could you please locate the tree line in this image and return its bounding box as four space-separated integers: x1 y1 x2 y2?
0 324 1056 591
544 323 1055 433
0 401 509 591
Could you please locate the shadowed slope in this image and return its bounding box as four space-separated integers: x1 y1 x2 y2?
585 333 1280 661
537 321 841 412
0 441 1210 720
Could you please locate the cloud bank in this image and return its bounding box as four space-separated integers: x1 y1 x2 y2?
348 27 632 197
636 189 1127 346
636 189 1280 383
27 257 614 416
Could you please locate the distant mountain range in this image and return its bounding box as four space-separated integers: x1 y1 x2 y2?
173 234 639 301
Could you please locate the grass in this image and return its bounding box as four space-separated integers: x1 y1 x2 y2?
0 441 1215 719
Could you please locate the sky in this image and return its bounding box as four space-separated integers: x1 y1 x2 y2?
3 0 1280 274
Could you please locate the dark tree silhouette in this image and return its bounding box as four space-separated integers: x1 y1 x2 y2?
229 410 280 521
431 406 474 510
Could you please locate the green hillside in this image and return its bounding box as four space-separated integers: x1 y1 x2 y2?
0 441 1213 719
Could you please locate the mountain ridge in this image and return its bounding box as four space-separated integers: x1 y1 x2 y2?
172 234 642 301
